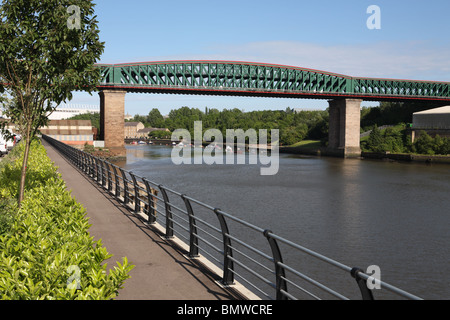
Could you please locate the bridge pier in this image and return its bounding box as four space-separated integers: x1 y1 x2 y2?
327 98 362 158
99 90 127 156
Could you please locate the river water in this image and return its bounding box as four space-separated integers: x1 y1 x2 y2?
116 144 449 300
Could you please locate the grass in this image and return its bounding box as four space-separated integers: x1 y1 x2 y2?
288 140 322 148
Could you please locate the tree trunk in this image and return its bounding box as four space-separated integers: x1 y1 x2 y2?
18 125 32 206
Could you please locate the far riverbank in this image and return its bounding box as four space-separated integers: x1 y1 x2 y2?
279 145 450 164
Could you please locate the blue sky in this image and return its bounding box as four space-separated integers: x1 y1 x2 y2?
70 0 450 116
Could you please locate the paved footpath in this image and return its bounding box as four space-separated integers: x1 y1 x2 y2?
42 139 242 300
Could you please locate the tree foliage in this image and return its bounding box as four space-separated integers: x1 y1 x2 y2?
0 140 133 299
0 0 104 204
129 106 329 146
361 101 445 131
362 126 450 155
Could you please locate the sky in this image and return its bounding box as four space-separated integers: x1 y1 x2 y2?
69 0 450 116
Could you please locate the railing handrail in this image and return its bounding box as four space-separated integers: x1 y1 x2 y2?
42 135 423 300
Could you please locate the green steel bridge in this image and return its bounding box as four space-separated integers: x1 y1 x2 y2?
96 60 450 102
94 60 450 157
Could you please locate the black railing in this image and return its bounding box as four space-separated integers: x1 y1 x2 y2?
43 135 423 300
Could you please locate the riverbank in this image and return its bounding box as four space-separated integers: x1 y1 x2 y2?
92 138 450 165
279 144 450 164
361 151 450 164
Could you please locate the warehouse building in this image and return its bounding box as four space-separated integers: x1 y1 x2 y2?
411 106 450 141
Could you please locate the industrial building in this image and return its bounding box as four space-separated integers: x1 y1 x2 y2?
411 106 450 141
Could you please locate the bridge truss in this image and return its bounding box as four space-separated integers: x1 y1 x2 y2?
97 60 450 102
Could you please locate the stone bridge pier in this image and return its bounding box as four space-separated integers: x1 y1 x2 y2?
98 91 363 159
327 98 362 158
99 90 127 156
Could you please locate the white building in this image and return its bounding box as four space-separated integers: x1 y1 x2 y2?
47 104 99 120
413 106 450 129
411 106 450 141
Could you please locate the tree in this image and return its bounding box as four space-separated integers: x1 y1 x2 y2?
0 0 104 205
147 108 164 128
366 125 384 152
414 131 435 155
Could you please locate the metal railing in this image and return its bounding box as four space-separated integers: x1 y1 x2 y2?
42 135 423 300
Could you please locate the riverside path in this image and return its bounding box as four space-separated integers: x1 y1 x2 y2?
42 139 243 300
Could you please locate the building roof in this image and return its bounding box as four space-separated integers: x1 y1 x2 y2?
47 120 92 126
137 127 170 133
125 122 143 127
413 106 450 115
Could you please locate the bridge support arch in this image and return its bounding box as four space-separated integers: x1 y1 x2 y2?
327 98 362 158
99 90 127 156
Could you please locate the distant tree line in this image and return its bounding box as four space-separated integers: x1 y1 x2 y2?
127 107 329 146
363 125 450 155
361 101 445 131
67 101 448 153
67 113 100 133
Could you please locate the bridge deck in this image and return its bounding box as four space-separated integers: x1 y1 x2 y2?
42 139 242 300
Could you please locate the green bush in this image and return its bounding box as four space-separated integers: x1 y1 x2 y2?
0 198 17 235
413 132 450 156
0 140 134 299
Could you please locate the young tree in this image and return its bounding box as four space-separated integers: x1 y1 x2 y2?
0 0 104 205
366 125 384 152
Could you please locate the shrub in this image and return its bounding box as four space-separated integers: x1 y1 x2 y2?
0 198 17 235
0 140 134 299
414 131 436 155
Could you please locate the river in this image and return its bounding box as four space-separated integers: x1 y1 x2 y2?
115 144 449 300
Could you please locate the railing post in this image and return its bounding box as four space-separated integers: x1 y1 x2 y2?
351 267 375 300
214 208 234 286
119 168 129 205
80 151 86 173
263 230 288 300
96 158 102 184
91 156 97 180
129 172 140 213
87 154 93 176
77 150 82 168
111 165 120 199
90 154 95 178
158 185 173 239
105 162 113 192
75 149 80 167
181 195 199 258
142 178 157 224
100 160 106 187
83 151 89 174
